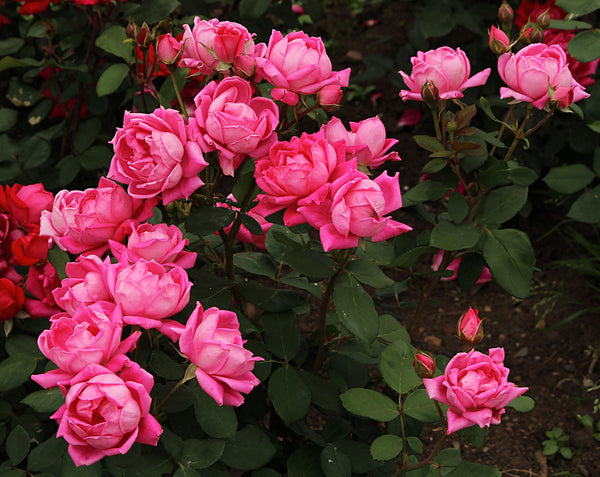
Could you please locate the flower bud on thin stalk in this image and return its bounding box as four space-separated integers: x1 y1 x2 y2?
457 307 484 350
413 350 436 379
536 9 552 29
498 1 514 29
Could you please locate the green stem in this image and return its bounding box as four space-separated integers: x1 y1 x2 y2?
490 104 515 158
154 377 186 414
502 104 533 163
171 71 189 121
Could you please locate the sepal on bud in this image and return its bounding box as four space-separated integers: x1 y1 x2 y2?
489 26 510 55
498 1 514 28
413 350 436 379
421 80 439 108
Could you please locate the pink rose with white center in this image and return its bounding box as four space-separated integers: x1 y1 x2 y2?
189 77 279 176
179 303 261 406
498 43 589 109
299 170 412 251
40 177 157 257
33 302 141 390
399 46 491 102
423 348 528 434
253 130 353 226
24 262 62 318
49 357 162 466
109 222 196 269
322 116 400 169
109 108 207 204
255 30 351 105
111 259 190 340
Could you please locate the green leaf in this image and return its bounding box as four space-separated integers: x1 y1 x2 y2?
74 118 102 155
434 448 461 467
457 253 486 290
461 425 487 448
181 439 226 470
556 0 600 16
78 145 112 171
403 389 441 422
0 109 17 132
134 0 181 24
282 246 339 282
403 180 452 203
21 389 64 413
568 29 600 62
0 38 25 56
416 5 456 39
239 0 271 19
370 435 403 461
320 446 351 477
97 63 130 96
480 185 528 225
507 395 535 412
0 56 43 73
477 162 510 187
379 340 420 394
390 245 436 269
482 228 535 298
7 425 30 466
20 135 51 169
239 282 302 312
260 311 301 361
543 164 596 194
0 353 38 392
268 366 311 426
508 165 538 187
430 220 480 251
568 185 600 222
149 350 183 380
58 155 81 187
234 252 277 279
413 135 445 153
448 192 469 224
220 425 276 471
192 387 238 439
346 255 394 288
186 206 235 235
28 436 67 472
333 273 379 344
407 436 422 453
6 333 43 357
549 19 593 29
48 245 70 280
340 388 399 422
594 147 600 174
447 462 500 477
287 447 325 477
297 369 341 412
95 26 134 61
422 158 448 174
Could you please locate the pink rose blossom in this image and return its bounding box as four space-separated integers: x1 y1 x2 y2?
255 30 351 105
156 33 182 64
253 130 353 226
397 108 422 129
299 170 411 251
111 259 190 340
0 183 53 228
109 222 196 269
424 348 528 434
40 177 157 256
322 116 400 169
24 262 62 318
109 108 207 204
33 302 141 389
543 29 599 87
498 43 590 109
179 303 261 406
431 250 493 285
399 46 491 102
189 77 279 176
48 357 162 466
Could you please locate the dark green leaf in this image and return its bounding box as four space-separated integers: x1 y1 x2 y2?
557 0 600 16
282 247 339 282
297 369 341 412
333 273 379 344
568 185 600 222
0 109 17 132
0 353 38 392
390 245 436 268
186 206 235 235
234 252 277 279
240 213 264 236
27 436 67 472
97 63 130 96
403 180 452 203
320 446 351 477
477 162 510 187
58 155 81 187
239 281 302 312
340 388 399 422
422 158 448 174
370 435 403 461
413 135 445 153
260 312 301 361
78 145 112 171
181 439 226 470
461 425 487 448
20 135 50 169
21 389 64 413
268 366 311 425
543 164 595 194
134 0 181 24
434 448 461 467
48 246 70 280
74 118 102 155
457 253 486 290
377 314 411 344
447 462 500 477
430 220 480 251
403 389 441 422
95 26 134 61
239 0 271 19
508 165 538 187
346 255 394 288
0 56 43 73
287 447 325 477
568 29 600 62
416 5 456 38
0 38 25 56
6 333 43 357
149 350 183 380
480 185 528 225
549 19 593 29
379 340 420 394
220 425 276 471
448 192 469 224
7 425 30 466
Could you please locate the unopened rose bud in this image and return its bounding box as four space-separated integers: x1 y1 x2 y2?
156 33 182 65
498 1 514 27
413 350 436 379
291 4 304 14
530 26 545 43
421 80 439 107
537 9 551 29
489 25 510 55
317 84 343 111
550 86 574 109
457 307 484 345
136 23 152 48
125 20 136 39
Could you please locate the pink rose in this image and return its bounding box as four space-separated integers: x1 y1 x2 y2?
179 303 261 406
322 116 400 169
543 29 600 87
33 302 140 389
40 177 157 256
299 170 412 251
49 357 162 466
424 348 528 434
431 250 493 285
255 30 351 105
0 183 53 228
253 131 353 226
399 46 491 102
109 108 207 204
24 262 62 318
109 222 196 269
52 255 116 316
189 77 279 176
413 350 436 379
498 43 590 109
111 259 190 340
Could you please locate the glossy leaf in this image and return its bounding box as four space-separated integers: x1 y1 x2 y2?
340 388 399 422
333 273 379 344
268 365 311 425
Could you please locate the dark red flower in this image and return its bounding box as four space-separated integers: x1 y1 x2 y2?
0 278 25 322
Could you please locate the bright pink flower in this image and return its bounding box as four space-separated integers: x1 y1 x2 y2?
179 303 261 406
424 348 528 434
0 183 53 228
321 116 400 169
317 84 344 109
24 262 62 318
299 170 412 251
543 29 600 87
189 77 279 176
109 108 207 204
111 260 190 340
0 277 24 322
253 130 353 226
431 250 493 285
514 0 565 29
48 357 162 466
498 43 590 109
40 177 157 257
399 46 491 102
34 302 140 389
457 307 484 344
255 30 351 105
109 222 196 269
